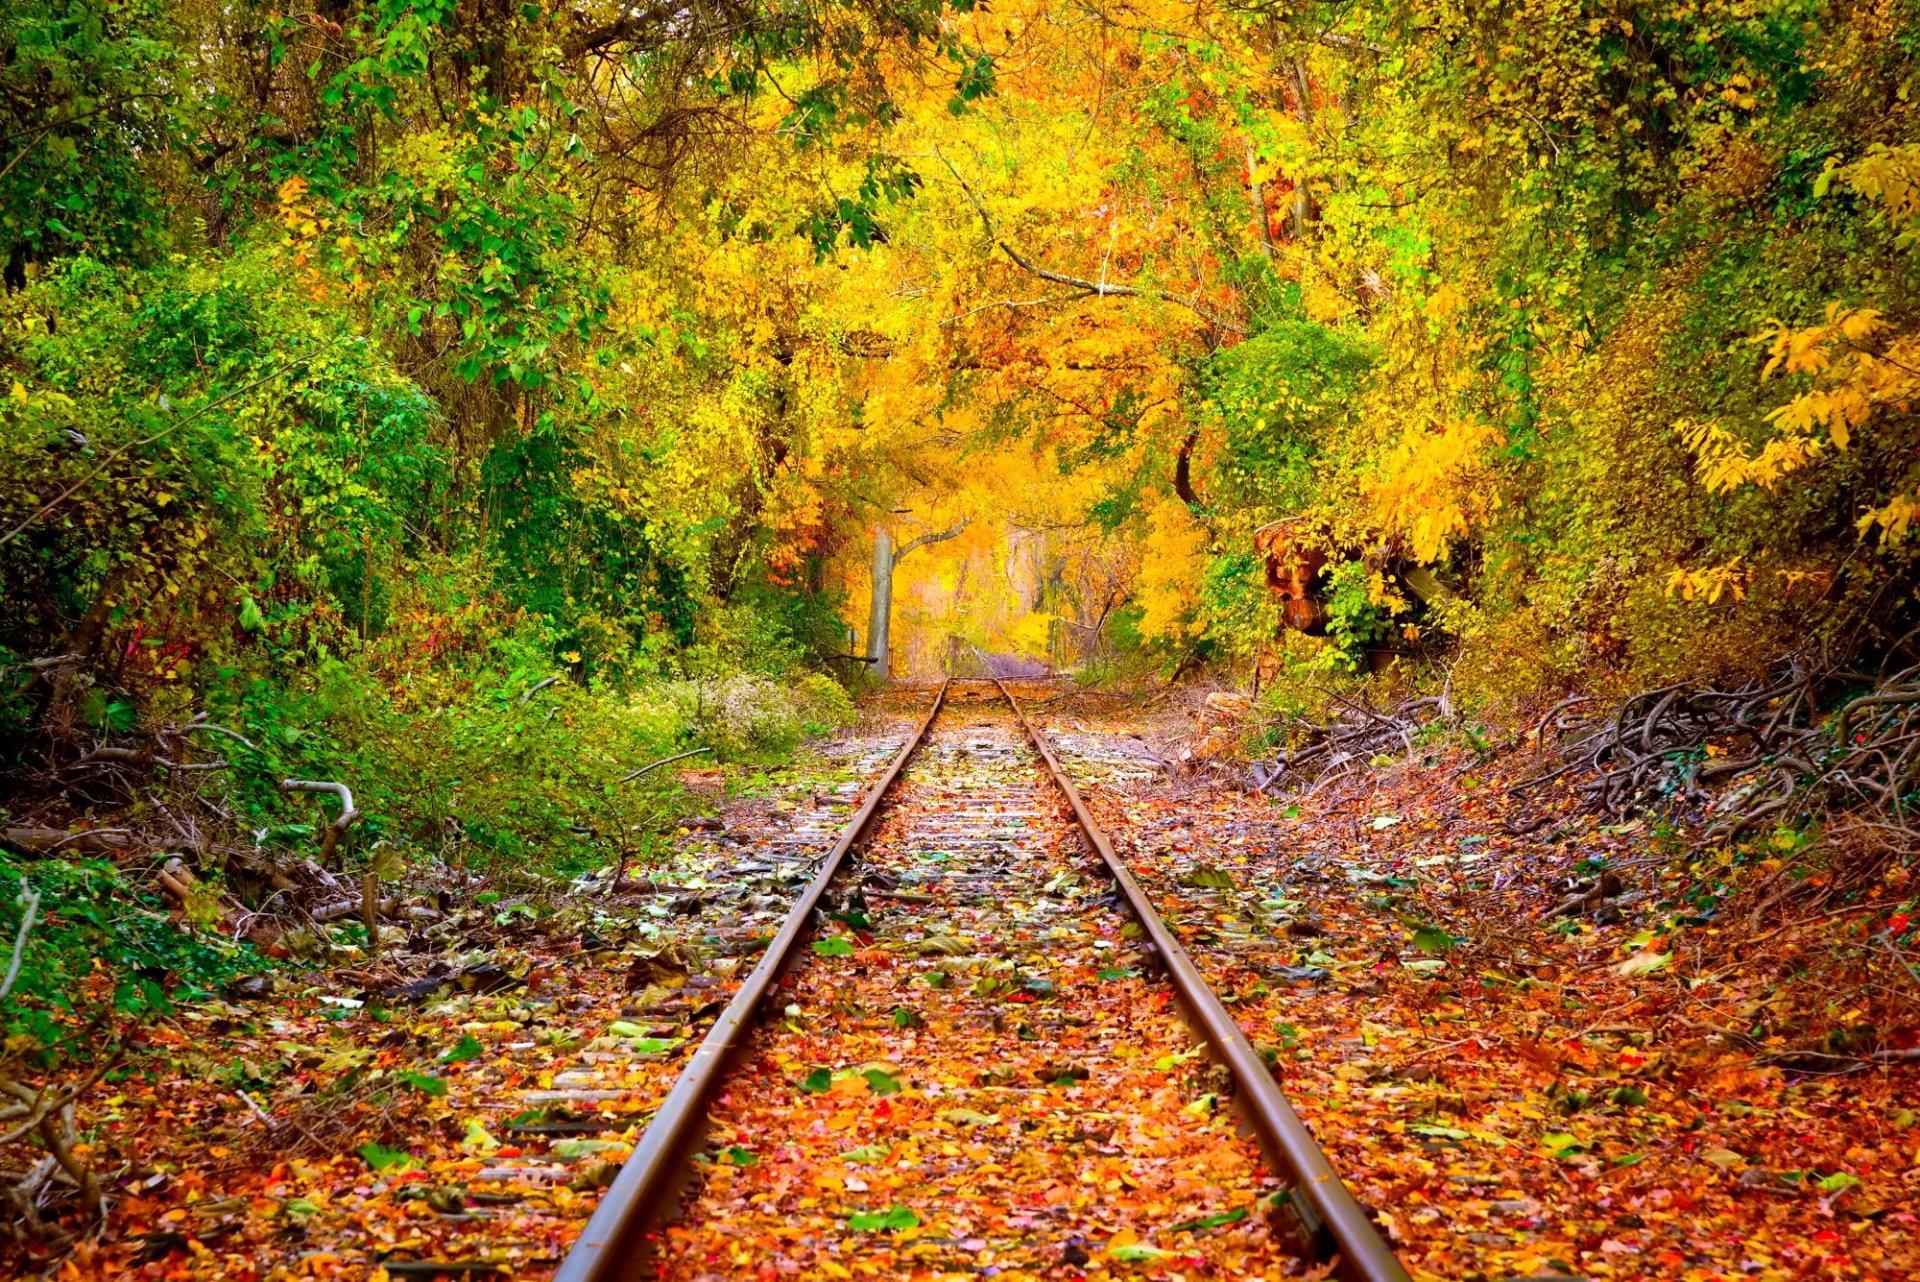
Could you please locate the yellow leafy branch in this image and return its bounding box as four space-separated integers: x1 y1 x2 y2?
1666 557 1749 605
1364 417 1503 563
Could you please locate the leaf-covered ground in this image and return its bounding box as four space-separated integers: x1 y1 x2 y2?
31 683 1920 1282
1027 691 1920 1282
44 715 922 1280
658 690 1295 1279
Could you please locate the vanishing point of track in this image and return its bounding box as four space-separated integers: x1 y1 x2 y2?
554 679 1408 1282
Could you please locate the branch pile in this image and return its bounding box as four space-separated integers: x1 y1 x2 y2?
1250 691 1446 795
1525 657 1920 840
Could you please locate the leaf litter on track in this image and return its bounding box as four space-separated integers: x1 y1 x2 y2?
1029 689 1920 1282
59 715 925 1280
656 695 1302 1280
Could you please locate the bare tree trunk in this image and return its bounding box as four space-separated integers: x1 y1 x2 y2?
1246 142 1274 257
1287 59 1314 239
865 521 969 683
867 526 894 681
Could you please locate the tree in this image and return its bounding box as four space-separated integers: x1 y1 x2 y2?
865 521 969 679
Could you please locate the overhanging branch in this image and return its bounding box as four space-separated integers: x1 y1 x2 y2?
894 520 971 562
939 155 1244 336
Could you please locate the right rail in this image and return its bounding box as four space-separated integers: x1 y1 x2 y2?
997 679 1411 1282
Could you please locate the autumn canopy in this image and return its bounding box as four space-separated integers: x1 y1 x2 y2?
2 0 1920 1266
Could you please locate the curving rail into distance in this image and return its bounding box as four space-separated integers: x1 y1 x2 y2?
553 678 1408 1282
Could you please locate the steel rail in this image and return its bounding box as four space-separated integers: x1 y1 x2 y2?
994 679 1412 1282
553 679 950 1282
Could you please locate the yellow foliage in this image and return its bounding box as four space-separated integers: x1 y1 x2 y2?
1684 299 1917 523
1005 611 1057 661
1858 491 1920 547
1364 418 1504 563
1679 417 1825 493
1134 498 1210 642
1666 558 1750 605
1842 144 1920 242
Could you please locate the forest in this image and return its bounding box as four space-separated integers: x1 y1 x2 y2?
1 0 1918 1274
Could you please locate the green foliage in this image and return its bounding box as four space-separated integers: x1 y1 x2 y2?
1322 562 1393 670
0 0 179 274
1200 314 1374 520
0 857 265 1064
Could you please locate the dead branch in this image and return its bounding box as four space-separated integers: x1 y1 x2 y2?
281 779 363 864
1250 693 1442 794
615 746 712 785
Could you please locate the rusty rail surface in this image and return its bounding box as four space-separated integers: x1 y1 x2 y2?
554 677 1409 1282
995 678 1410 1282
552 680 949 1282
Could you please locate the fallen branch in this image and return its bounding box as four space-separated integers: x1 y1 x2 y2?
2 827 135 858
280 779 362 863
518 676 560 706
1251 693 1442 794
615 746 712 785
1528 656 1920 839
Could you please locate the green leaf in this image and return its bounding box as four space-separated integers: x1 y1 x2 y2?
440 1034 483 1063
861 1068 903 1095
370 844 406 882
1616 951 1673 977
1409 1124 1471 1140
1110 1243 1173 1261
717 1145 758 1166
1097 968 1141 981
1610 1086 1649 1108
396 1070 448 1097
799 1067 833 1092
1170 1207 1248 1232
358 1142 415 1171
812 937 856 956
1411 924 1454 954
1818 1171 1861 1192
847 1205 919 1231
840 1143 891 1162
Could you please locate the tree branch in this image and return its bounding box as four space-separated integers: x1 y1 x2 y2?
1173 430 1208 511
615 746 712 785
893 520 970 562
938 155 1244 335
1 878 41 1002
280 779 361 863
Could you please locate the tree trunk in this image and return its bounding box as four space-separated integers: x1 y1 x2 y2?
1287 60 1314 239
865 519 968 683
867 526 894 680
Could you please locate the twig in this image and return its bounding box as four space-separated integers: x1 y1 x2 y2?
235 1090 275 1128
615 746 712 785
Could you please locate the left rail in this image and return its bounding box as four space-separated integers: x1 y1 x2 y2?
552 680 949 1282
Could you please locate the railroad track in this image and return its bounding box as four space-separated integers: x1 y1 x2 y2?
553 679 1407 1282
